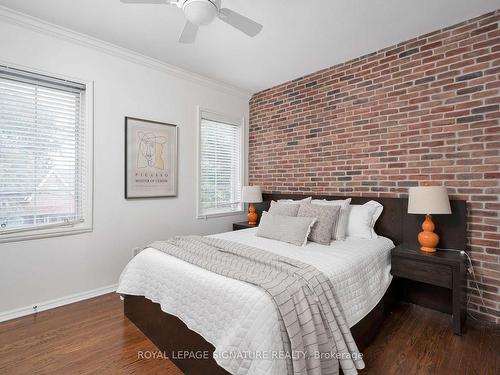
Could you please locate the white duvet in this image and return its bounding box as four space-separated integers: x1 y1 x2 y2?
117 228 393 375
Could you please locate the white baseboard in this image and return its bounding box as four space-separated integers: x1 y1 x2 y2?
0 284 118 323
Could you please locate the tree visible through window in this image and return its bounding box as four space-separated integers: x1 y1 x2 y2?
0 66 89 237
198 112 243 217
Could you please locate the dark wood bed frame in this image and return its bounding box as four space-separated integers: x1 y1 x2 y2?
124 193 467 375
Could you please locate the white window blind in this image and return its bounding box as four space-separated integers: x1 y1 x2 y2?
0 66 88 236
198 113 243 217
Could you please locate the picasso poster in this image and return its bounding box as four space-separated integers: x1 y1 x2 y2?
125 117 178 198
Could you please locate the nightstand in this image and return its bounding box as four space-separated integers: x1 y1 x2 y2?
232 221 257 231
391 244 467 335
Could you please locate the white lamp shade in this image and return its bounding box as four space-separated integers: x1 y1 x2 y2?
408 186 452 215
241 186 263 203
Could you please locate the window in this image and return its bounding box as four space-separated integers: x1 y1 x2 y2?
0 65 92 242
198 110 244 218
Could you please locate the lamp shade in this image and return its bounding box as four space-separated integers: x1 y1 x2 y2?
241 186 263 203
408 186 451 215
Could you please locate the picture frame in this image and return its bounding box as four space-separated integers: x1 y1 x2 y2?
125 117 178 199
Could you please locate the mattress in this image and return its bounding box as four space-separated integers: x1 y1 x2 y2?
117 228 394 375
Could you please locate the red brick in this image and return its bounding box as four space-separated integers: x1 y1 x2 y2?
249 10 500 322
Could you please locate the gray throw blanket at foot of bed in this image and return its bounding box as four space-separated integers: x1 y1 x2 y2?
149 235 365 375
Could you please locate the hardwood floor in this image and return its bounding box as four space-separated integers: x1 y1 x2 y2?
0 294 182 375
363 303 499 375
0 293 498 375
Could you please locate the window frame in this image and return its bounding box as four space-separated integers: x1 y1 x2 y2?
0 62 94 243
196 107 245 219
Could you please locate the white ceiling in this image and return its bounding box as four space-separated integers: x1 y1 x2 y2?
0 0 499 93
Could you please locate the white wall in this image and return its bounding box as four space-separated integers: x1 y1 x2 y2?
0 15 249 315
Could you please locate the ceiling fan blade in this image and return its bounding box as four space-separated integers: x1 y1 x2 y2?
120 0 170 4
179 21 198 44
218 8 263 37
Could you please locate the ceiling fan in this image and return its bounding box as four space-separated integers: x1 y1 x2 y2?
120 0 263 43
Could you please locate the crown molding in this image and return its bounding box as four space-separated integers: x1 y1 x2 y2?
0 5 252 100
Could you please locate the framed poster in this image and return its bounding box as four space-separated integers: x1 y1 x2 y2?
125 117 178 199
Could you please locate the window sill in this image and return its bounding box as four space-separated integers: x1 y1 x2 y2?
0 225 93 244
197 210 245 220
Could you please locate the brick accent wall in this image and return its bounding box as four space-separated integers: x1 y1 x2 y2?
249 10 500 322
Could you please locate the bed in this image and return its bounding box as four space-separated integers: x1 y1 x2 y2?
118 194 466 375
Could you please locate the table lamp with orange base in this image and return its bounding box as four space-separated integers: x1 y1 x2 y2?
408 186 452 253
241 186 263 225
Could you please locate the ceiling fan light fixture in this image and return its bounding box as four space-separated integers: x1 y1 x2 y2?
183 0 218 26
121 0 262 43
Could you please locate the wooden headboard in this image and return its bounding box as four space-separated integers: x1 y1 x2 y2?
255 193 467 250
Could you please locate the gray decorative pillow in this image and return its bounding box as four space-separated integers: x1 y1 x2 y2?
256 212 316 246
311 198 352 240
268 201 300 216
297 203 341 245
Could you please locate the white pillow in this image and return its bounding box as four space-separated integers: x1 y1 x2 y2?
346 200 383 239
278 197 312 204
311 198 352 240
256 212 317 246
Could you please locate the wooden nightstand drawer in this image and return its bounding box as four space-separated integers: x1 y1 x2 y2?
391 244 466 335
391 257 452 289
